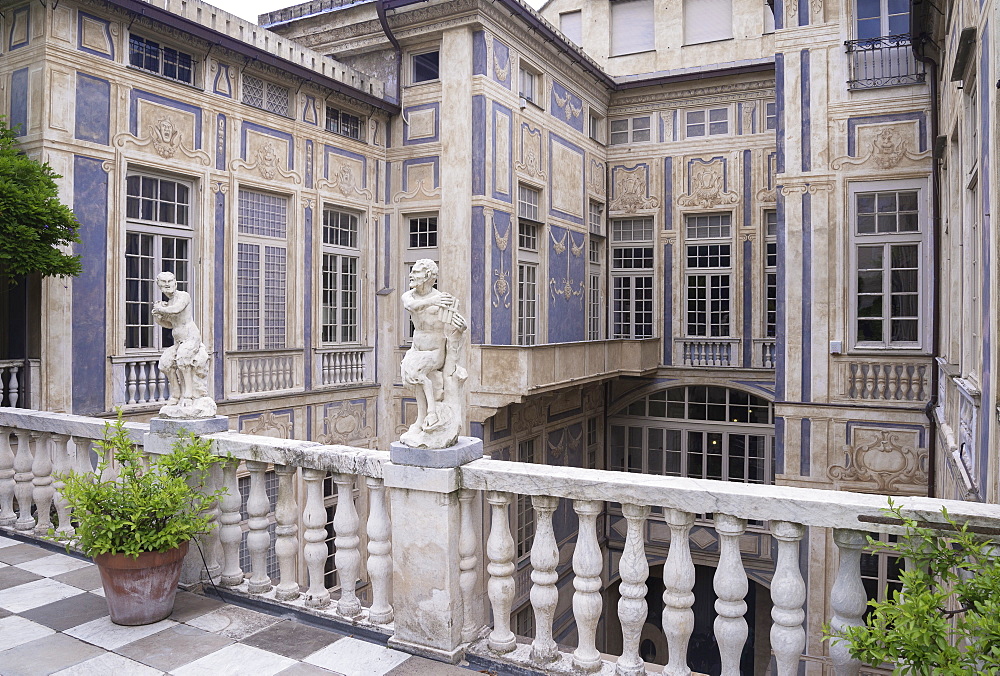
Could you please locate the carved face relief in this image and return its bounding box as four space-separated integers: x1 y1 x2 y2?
151 117 180 158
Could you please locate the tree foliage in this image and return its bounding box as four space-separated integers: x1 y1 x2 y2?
50 414 227 557
0 116 81 284
825 499 1000 675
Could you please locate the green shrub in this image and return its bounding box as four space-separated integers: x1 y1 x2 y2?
825 499 1000 675
50 414 226 557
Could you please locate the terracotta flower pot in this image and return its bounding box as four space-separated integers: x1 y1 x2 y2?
94 540 189 625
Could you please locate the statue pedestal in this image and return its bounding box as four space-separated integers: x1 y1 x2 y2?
389 436 483 468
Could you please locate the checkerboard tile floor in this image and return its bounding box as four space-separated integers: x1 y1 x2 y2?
0 535 480 676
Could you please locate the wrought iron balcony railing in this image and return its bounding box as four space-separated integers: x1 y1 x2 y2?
845 34 927 89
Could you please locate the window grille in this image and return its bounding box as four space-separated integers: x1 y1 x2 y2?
129 35 194 84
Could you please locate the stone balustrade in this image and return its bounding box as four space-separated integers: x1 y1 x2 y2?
2 406 999 675
675 338 741 367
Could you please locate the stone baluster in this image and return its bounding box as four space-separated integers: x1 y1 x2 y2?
617 503 651 676
245 460 273 594
366 476 393 624
714 514 749 676
770 521 806 676
830 529 868 676
273 464 299 601
6 367 19 406
333 472 362 617
218 458 244 586
458 487 479 640
572 499 603 673
529 494 560 664
486 490 516 654
13 428 35 531
126 363 137 404
662 508 696 676
302 467 331 608
50 434 73 535
0 426 15 527
74 438 94 473
31 432 54 534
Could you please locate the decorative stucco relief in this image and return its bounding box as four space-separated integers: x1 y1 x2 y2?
549 230 585 302
610 165 659 213
114 116 211 166
515 125 546 179
828 428 928 492
317 400 374 445
232 134 301 183
678 161 737 209
490 209 512 309
741 101 755 134
241 410 294 439
553 89 582 122
319 161 370 199
661 111 674 142
589 159 606 198
547 426 583 462
832 125 929 170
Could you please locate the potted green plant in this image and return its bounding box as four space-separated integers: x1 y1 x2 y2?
50 414 225 625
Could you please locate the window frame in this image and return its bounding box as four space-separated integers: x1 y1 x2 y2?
684 212 734 338
610 217 655 339
410 49 440 84
518 61 542 107
764 209 778 339
320 206 362 346
325 105 364 142
242 73 291 117
848 179 929 352
123 171 196 353
127 33 197 86
684 106 731 138
609 116 652 145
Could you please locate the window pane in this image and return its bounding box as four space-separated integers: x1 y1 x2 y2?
412 51 440 82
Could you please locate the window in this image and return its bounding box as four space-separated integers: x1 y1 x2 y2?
609 386 774 484
243 74 289 116
860 533 904 619
764 0 775 33
610 116 651 145
611 0 655 56
589 236 603 341
764 210 777 338
764 102 777 131
519 65 540 105
589 201 604 234
685 107 729 137
408 216 438 248
586 417 600 469
560 10 582 45
611 218 654 339
684 0 734 44
129 35 195 85
685 213 732 337
515 492 534 558
589 112 604 144
517 264 538 345
518 184 541 224
237 190 288 351
852 184 925 348
411 50 439 83
321 208 360 344
125 174 193 351
856 0 909 39
325 106 362 141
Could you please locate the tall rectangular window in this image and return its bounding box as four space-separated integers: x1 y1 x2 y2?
685 213 732 337
237 189 288 351
611 0 655 56
518 184 541 223
517 264 537 345
124 174 192 351
764 210 778 338
519 65 540 104
853 186 923 347
611 218 654 338
321 208 360 344
589 201 604 234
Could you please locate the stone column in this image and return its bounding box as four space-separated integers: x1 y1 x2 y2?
385 436 483 663
144 415 229 587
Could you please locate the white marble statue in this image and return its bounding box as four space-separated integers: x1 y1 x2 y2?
400 259 469 449
152 271 216 419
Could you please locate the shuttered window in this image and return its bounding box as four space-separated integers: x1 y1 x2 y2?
610 0 655 56
684 0 733 45
560 10 582 45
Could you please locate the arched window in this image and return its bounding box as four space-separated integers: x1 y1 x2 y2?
609 385 774 484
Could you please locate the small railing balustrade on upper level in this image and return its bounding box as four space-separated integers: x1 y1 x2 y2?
2 406 999 676
845 34 927 89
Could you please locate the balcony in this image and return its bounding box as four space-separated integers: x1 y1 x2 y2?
468 339 661 409
3 406 999 675
845 34 927 89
